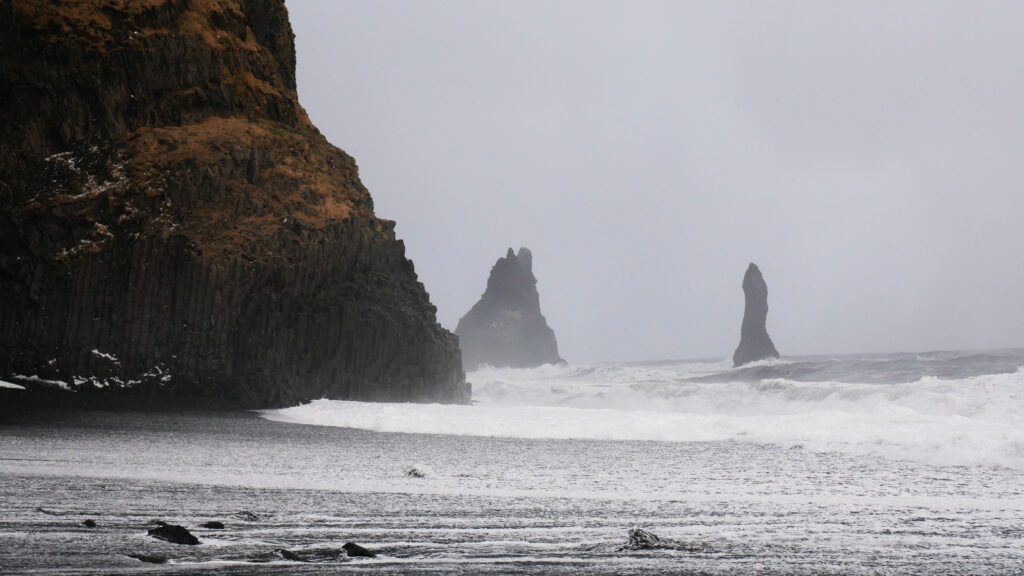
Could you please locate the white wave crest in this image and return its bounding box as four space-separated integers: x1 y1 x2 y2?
261 362 1024 470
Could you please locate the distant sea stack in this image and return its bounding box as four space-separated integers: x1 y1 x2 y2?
455 248 563 370
732 263 780 367
0 0 468 409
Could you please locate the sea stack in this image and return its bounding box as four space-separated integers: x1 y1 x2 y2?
455 248 563 370
0 0 468 408
732 263 780 367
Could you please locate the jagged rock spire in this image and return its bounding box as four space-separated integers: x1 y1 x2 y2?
455 247 563 370
733 263 780 367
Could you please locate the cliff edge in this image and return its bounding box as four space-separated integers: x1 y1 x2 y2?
455 247 563 370
732 263 780 367
0 0 468 408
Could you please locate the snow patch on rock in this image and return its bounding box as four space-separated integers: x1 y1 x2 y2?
0 379 26 390
12 374 72 391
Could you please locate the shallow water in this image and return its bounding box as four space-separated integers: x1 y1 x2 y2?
2 409 1024 574
3 351 1024 574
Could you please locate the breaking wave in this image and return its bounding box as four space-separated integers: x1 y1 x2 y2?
261 351 1024 469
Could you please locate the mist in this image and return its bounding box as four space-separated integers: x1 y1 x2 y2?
287 0 1024 362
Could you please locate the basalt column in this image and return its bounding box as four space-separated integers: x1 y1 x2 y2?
0 0 468 408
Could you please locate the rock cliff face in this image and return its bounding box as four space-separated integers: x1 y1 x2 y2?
0 0 468 408
732 263 780 367
455 248 563 371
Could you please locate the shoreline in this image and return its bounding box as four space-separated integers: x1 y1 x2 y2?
2 409 1023 575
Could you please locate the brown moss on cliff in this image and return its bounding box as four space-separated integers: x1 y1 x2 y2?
0 0 308 203
13 0 268 55
3 0 355 261
125 116 373 264
0 0 468 407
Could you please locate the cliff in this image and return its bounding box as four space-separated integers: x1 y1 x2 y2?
455 247 563 370
732 263 780 367
0 0 469 409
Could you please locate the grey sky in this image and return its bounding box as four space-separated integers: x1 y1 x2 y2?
286 1 1024 362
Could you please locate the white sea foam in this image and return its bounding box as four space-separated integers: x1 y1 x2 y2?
12 374 71 390
0 379 26 390
261 361 1024 470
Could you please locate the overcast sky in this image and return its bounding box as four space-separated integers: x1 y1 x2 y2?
286 1 1024 363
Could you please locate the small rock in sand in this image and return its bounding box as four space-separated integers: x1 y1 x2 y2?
274 548 303 562
342 542 376 558
626 527 662 549
128 553 167 564
404 463 435 478
148 522 199 545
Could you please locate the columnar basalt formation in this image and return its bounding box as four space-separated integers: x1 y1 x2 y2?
0 0 468 408
455 248 563 370
732 263 780 367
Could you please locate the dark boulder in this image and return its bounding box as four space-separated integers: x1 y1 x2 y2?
732 263 780 367
82 519 96 528
455 247 563 370
147 522 199 545
342 542 376 558
200 521 225 529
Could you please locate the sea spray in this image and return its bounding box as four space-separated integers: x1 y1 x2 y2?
261 353 1024 470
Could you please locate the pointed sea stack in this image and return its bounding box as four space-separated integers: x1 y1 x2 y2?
455 248 563 370
0 0 468 409
732 263 780 367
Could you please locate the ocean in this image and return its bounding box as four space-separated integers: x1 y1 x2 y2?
2 350 1024 574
